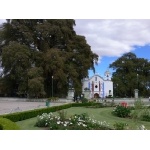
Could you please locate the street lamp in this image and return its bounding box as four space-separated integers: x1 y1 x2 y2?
137 74 139 89
52 76 53 97
116 84 118 97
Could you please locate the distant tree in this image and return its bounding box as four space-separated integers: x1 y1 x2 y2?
109 52 150 97
0 19 98 97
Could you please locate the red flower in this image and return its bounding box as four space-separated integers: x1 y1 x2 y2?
121 101 128 107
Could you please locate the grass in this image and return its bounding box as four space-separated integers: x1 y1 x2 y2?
16 107 150 130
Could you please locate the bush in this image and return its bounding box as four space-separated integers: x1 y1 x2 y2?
112 105 131 118
134 99 144 109
0 117 20 130
81 98 88 103
35 112 112 130
0 124 3 130
113 122 128 130
47 97 59 102
140 109 150 122
0 104 72 122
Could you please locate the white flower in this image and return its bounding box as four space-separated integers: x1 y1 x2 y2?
57 121 61 124
82 124 87 127
137 125 146 130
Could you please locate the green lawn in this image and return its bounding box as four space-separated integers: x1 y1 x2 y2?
16 107 150 130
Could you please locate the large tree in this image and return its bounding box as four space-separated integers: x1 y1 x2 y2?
0 19 98 97
109 52 150 97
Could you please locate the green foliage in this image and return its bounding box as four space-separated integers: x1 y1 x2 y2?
0 104 72 122
140 108 150 122
28 67 46 98
0 103 105 123
47 97 59 102
0 19 98 97
109 52 150 97
112 105 131 118
130 110 140 121
1 41 31 96
134 99 144 109
81 97 88 103
130 100 147 122
0 124 3 130
57 110 67 121
113 122 128 130
72 102 104 108
0 117 20 130
35 112 111 130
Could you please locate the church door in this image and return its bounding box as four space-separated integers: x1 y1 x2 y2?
94 93 99 98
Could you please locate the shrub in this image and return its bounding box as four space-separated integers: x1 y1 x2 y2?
0 124 3 130
47 97 59 102
0 104 72 122
134 99 144 109
35 112 112 130
57 110 67 121
130 100 148 122
112 105 131 118
72 102 100 107
137 125 147 130
130 110 140 121
103 101 116 107
0 117 20 130
140 109 150 122
113 122 128 130
81 98 88 103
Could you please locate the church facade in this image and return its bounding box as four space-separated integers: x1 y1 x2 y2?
82 71 113 99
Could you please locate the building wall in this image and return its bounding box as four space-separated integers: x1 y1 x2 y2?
82 74 113 98
103 80 113 97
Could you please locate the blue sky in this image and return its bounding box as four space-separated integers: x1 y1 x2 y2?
74 20 150 78
88 45 150 77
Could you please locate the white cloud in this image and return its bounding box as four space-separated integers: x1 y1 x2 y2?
74 19 150 59
0 19 6 25
1 19 150 60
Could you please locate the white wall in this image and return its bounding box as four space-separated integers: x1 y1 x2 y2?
104 80 113 97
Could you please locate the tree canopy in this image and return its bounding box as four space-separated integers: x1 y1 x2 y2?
109 52 150 97
0 19 98 98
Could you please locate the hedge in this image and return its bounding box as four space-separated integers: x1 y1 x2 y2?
0 103 72 122
0 117 20 130
71 102 104 107
0 102 105 123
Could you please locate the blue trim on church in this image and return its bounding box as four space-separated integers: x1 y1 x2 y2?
103 82 104 98
88 82 90 90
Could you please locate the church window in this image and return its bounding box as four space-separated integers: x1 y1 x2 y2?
95 77 97 81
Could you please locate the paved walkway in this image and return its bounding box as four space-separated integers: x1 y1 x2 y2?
0 99 71 115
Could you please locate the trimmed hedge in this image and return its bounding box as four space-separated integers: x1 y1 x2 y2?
0 104 72 122
0 117 20 130
72 102 104 107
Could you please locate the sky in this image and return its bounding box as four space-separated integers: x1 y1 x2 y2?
1 19 150 78
74 19 150 77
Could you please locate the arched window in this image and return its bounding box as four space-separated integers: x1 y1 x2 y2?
95 77 97 81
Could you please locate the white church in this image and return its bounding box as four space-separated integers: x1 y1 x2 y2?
67 69 113 100
82 70 113 99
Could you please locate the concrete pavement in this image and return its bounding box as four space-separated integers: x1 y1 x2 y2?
0 98 71 115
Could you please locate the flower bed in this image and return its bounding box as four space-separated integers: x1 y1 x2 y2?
35 112 112 130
